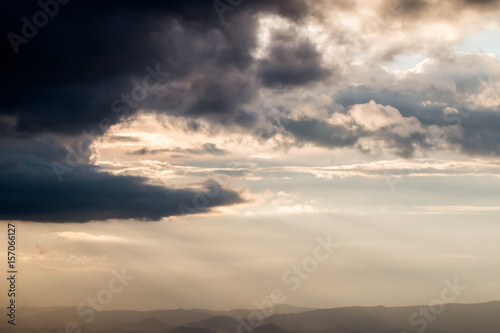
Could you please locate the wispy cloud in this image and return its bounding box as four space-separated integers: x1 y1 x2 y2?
57 231 122 242
408 206 500 215
277 204 317 214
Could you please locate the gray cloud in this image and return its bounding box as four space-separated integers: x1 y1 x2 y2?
0 153 244 223
283 118 362 149
1 0 310 139
127 143 231 156
257 31 333 88
0 0 309 223
330 53 500 156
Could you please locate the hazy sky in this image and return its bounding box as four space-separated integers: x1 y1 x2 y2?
1 0 500 311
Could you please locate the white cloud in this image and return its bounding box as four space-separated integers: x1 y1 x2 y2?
349 100 406 131
277 204 317 214
56 231 122 242
410 205 500 215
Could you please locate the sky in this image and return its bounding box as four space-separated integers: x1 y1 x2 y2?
1 0 500 311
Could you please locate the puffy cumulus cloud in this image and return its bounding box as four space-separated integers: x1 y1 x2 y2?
349 101 440 157
332 52 500 156
277 100 460 157
243 49 498 157
349 101 412 132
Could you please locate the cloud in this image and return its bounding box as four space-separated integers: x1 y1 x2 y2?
127 143 231 156
127 148 171 155
1 0 310 139
0 153 245 223
249 158 500 179
278 100 460 157
415 205 500 214
283 118 361 148
106 135 142 143
276 204 317 214
2 1 499 158
257 31 333 87
349 101 412 132
332 53 500 156
56 231 121 242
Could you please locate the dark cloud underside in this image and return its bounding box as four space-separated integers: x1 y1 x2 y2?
0 155 243 222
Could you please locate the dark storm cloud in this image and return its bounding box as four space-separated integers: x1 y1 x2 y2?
0 154 244 223
0 137 243 222
0 136 69 163
0 0 309 222
127 143 231 156
257 33 333 88
1 0 310 139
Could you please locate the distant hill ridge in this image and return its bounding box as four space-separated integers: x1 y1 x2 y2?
7 301 500 333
